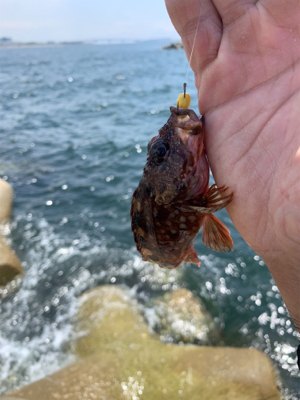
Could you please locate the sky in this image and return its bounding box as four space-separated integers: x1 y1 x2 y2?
0 0 180 43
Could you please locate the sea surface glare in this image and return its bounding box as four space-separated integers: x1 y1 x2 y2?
0 41 298 398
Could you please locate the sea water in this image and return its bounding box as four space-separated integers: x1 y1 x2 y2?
0 40 298 398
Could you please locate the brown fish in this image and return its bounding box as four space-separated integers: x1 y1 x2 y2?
130 106 233 269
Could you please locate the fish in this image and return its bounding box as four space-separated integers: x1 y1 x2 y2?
130 106 233 269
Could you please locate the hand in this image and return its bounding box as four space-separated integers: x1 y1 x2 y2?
165 0 300 331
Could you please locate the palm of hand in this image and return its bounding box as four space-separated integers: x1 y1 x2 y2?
166 0 300 263
166 0 300 327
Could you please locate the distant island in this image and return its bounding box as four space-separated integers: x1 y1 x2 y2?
163 41 183 50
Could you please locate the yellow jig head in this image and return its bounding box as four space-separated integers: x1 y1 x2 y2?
176 82 191 109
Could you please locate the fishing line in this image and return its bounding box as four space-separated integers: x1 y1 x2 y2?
179 1 202 105
185 2 202 84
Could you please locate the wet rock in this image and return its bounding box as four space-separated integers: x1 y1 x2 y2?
146 288 220 345
4 285 280 400
74 285 149 358
0 179 13 223
0 397 25 400
0 240 23 286
0 179 23 289
163 41 183 50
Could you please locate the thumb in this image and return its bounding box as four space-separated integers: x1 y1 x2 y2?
165 0 222 72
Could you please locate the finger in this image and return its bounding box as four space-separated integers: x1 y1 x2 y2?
211 0 257 26
165 0 222 72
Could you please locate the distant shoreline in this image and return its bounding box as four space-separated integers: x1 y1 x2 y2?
0 38 176 50
0 42 85 50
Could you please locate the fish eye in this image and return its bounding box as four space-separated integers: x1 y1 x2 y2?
149 140 169 163
156 145 167 158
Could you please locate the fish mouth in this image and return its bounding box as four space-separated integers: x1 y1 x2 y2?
177 127 205 173
178 128 200 150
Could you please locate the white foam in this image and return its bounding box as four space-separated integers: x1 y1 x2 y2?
1 214 175 395
0 217 98 394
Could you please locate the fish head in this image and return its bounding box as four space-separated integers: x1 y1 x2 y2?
143 107 209 205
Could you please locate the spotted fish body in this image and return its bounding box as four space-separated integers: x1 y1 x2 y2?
131 107 233 269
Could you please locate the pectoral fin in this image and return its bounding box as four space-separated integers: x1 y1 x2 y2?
180 184 233 214
198 184 233 214
202 214 233 252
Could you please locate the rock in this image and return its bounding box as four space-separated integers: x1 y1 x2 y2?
163 41 183 50
0 179 23 288
74 285 149 358
146 288 220 345
0 179 13 223
0 398 25 400
3 285 280 400
0 240 23 286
